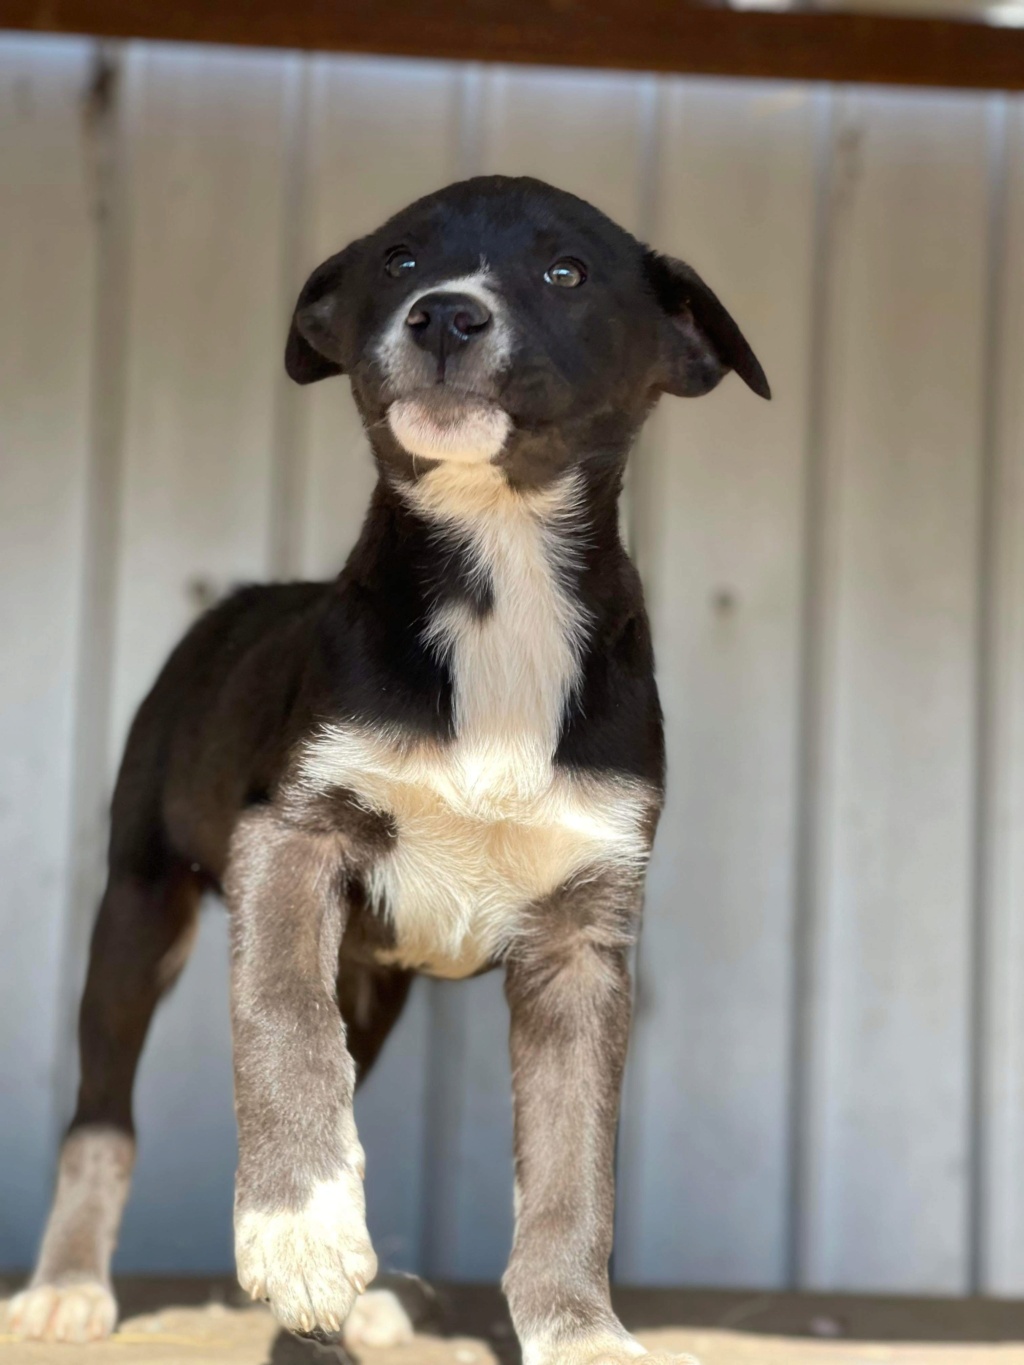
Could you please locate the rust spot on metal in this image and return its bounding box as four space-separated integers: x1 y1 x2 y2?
79 46 119 222
82 44 117 128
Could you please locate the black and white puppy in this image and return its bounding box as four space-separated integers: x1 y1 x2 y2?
9 176 768 1363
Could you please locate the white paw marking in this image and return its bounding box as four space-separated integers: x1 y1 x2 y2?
343 1288 415 1349
235 1172 377 1335
4 1281 117 1343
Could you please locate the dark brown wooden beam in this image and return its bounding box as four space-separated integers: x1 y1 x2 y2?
2 0 1024 92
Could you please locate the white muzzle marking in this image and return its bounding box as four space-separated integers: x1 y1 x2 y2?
387 395 512 464
377 269 513 465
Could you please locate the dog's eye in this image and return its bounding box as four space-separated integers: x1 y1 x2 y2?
544 258 587 289
385 248 417 279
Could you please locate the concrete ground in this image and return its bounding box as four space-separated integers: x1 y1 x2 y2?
4 1278 1024 1365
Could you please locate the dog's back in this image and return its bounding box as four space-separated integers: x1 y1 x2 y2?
110 581 328 887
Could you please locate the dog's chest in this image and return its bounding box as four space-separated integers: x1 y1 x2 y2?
301 466 650 978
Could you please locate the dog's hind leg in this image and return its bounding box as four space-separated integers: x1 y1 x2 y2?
337 960 414 1088
6 865 202 1343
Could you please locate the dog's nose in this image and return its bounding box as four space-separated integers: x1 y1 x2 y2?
405 292 492 350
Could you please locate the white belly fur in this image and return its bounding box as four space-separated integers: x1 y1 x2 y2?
299 464 653 978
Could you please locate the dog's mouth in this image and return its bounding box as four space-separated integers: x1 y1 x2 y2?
386 387 511 465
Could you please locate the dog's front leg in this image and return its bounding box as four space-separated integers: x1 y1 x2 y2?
227 809 376 1337
504 884 696 1365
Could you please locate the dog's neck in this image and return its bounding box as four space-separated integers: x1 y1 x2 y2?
336 449 633 757
375 435 628 545
403 463 589 785
354 448 631 617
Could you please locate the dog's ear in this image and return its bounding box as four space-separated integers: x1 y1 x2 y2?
645 251 771 401
285 248 353 385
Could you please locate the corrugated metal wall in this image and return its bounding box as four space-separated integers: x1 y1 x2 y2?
3 33 1024 1297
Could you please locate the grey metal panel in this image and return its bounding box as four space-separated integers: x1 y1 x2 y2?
0 35 99 1269
978 94 1024 1298
617 77 821 1289
419 976 514 1282
797 89 992 1294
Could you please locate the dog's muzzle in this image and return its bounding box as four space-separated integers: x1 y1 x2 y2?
382 285 512 464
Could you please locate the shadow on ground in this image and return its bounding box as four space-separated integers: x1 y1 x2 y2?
4 1273 1024 1364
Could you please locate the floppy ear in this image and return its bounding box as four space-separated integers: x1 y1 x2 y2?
285 248 352 385
645 251 771 400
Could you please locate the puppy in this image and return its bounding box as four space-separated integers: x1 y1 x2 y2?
8 176 768 1363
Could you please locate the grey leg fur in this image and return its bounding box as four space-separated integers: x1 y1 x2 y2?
6 870 200 1343
228 809 376 1336
5 1128 133 1343
503 879 696 1365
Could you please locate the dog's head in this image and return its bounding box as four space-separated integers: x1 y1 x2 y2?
287 176 769 481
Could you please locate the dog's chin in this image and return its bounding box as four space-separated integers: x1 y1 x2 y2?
386 391 511 465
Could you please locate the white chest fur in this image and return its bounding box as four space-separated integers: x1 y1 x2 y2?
300 465 652 978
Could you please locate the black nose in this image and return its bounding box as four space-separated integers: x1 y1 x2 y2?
405 292 492 351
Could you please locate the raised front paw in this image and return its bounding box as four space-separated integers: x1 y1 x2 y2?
235 1170 377 1336
4 1280 118 1343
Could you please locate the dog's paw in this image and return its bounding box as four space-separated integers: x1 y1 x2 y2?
342 1288 415 1349
525 1333 699 1365
4 1280 118 1343
235 1170 377 1336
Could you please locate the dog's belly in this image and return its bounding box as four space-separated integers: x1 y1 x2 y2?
301 725 652 978
366 785 638 978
